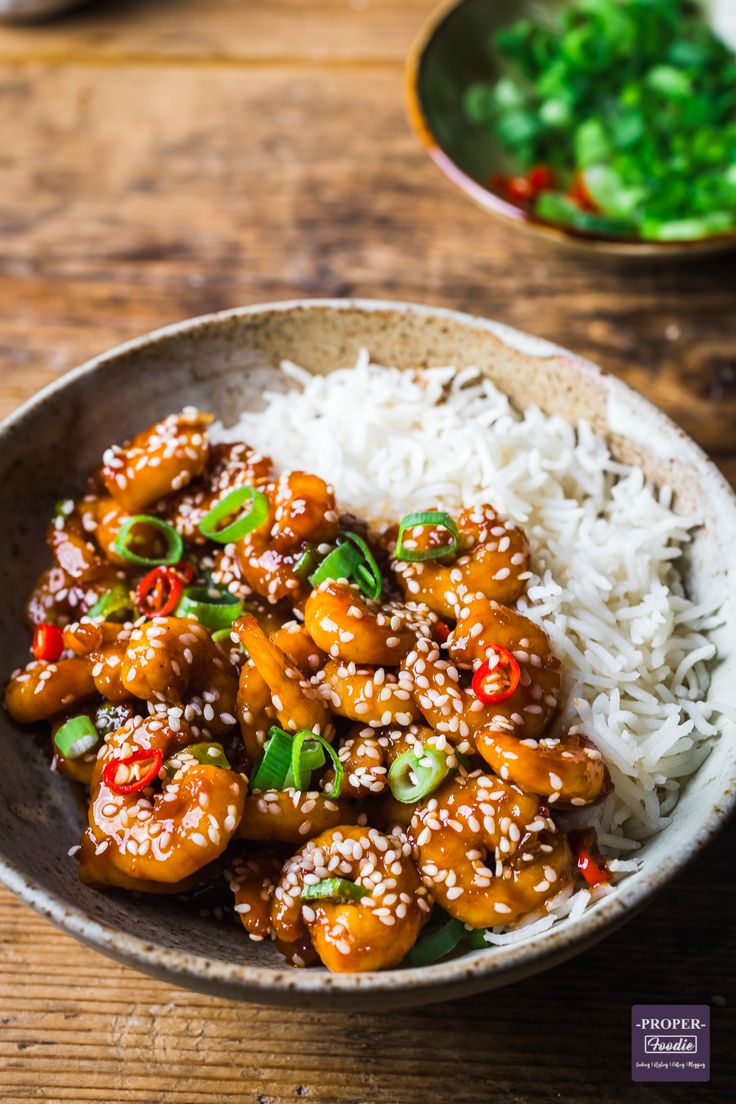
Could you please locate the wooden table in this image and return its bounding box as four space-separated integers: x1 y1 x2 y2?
0 2 734 1101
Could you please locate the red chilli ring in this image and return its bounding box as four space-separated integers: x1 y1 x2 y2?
135 563 192 618
471 643 521 705
31 622 64 662
102 748 164 795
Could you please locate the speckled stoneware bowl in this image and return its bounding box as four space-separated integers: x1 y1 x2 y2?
406 0 736 258
1 300 734 1009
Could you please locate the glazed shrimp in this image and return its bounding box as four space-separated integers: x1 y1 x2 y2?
230 852 283 941
79 715 246 887
102 409 212 513
62 619 133 702
271 825 431 972
236 621 327 760
476 727 611 807
235 471 339 603
234 614 332 737
46 504 106 582
410 773 574 927
449 598 562 740
160 442 273 543
316 658 421 728
400 637 475 753
237 788 353 844
121 617 238 735
25 563 123 627
5 658 96 723
304 580 432 664
393 504 530 618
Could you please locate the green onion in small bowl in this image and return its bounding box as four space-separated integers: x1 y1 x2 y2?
407 0 736 257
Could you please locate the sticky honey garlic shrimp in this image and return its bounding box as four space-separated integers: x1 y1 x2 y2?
46 504 107 582
234 615 332 738
230 852 283 941
80 715 246 887
400 637 475 753
449 598 562 741
316 658 420 728
393 504 530 618
304 580 432 665
235 471 339 603
160 442 273 543
410 773 573 927
238 787 353 844
121 617 238 735
5 658 96 723
102 409 213 513
476 727 611 808
271 825 430 972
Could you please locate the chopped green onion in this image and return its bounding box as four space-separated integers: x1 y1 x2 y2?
283 738 326 789
212 627 242 647
294 543 322 580
113 515 184 567
164 741 231 777
340 531 383 600
309 532 383 600
54 715 100 760
198 486 269 544
469 928 491 950
309 541 363 588
249 726 293 792
395 511 460 563
301 878 369 903
388 746 450 803
290 729 343 798
87 585 134 622
176 585 243 630
95 703 129 737
407 917 466 966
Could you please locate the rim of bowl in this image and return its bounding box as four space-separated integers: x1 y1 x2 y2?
1 297 735 1000
405 0 736 257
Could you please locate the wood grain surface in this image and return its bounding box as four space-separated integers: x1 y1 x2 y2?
0 1 734 1101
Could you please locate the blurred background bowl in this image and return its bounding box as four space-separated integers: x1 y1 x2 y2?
406 0 736 258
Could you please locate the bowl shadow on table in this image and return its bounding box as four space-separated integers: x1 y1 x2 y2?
327 821 734 1104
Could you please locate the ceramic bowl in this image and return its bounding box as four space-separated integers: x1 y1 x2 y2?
0 299 734 1009
405 0 736 258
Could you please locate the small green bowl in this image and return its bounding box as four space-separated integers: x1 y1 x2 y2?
406 0 736 257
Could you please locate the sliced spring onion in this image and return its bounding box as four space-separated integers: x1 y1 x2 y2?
212 627 241 647
308 531 383 599
54 715 100 760
388 746 450 803
87 584 134 622
340 531 382 600
198 486 269 544
309 541 363 587
164 741 232 777
395 511 460 563
113 515 184 566
301 878 369 903
294 543 322 579
469 928 491 950
176 585 244 630
290 729 343 798
407 916 466 966
283 738 326 789
249 726 293 792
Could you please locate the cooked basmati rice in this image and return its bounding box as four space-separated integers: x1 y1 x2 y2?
213 351 723 938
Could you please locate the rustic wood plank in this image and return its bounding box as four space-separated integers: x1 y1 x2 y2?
0 0 432 62
0 823 734 1104
0 63 734 451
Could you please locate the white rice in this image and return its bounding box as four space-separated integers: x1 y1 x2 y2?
213 351 723 938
